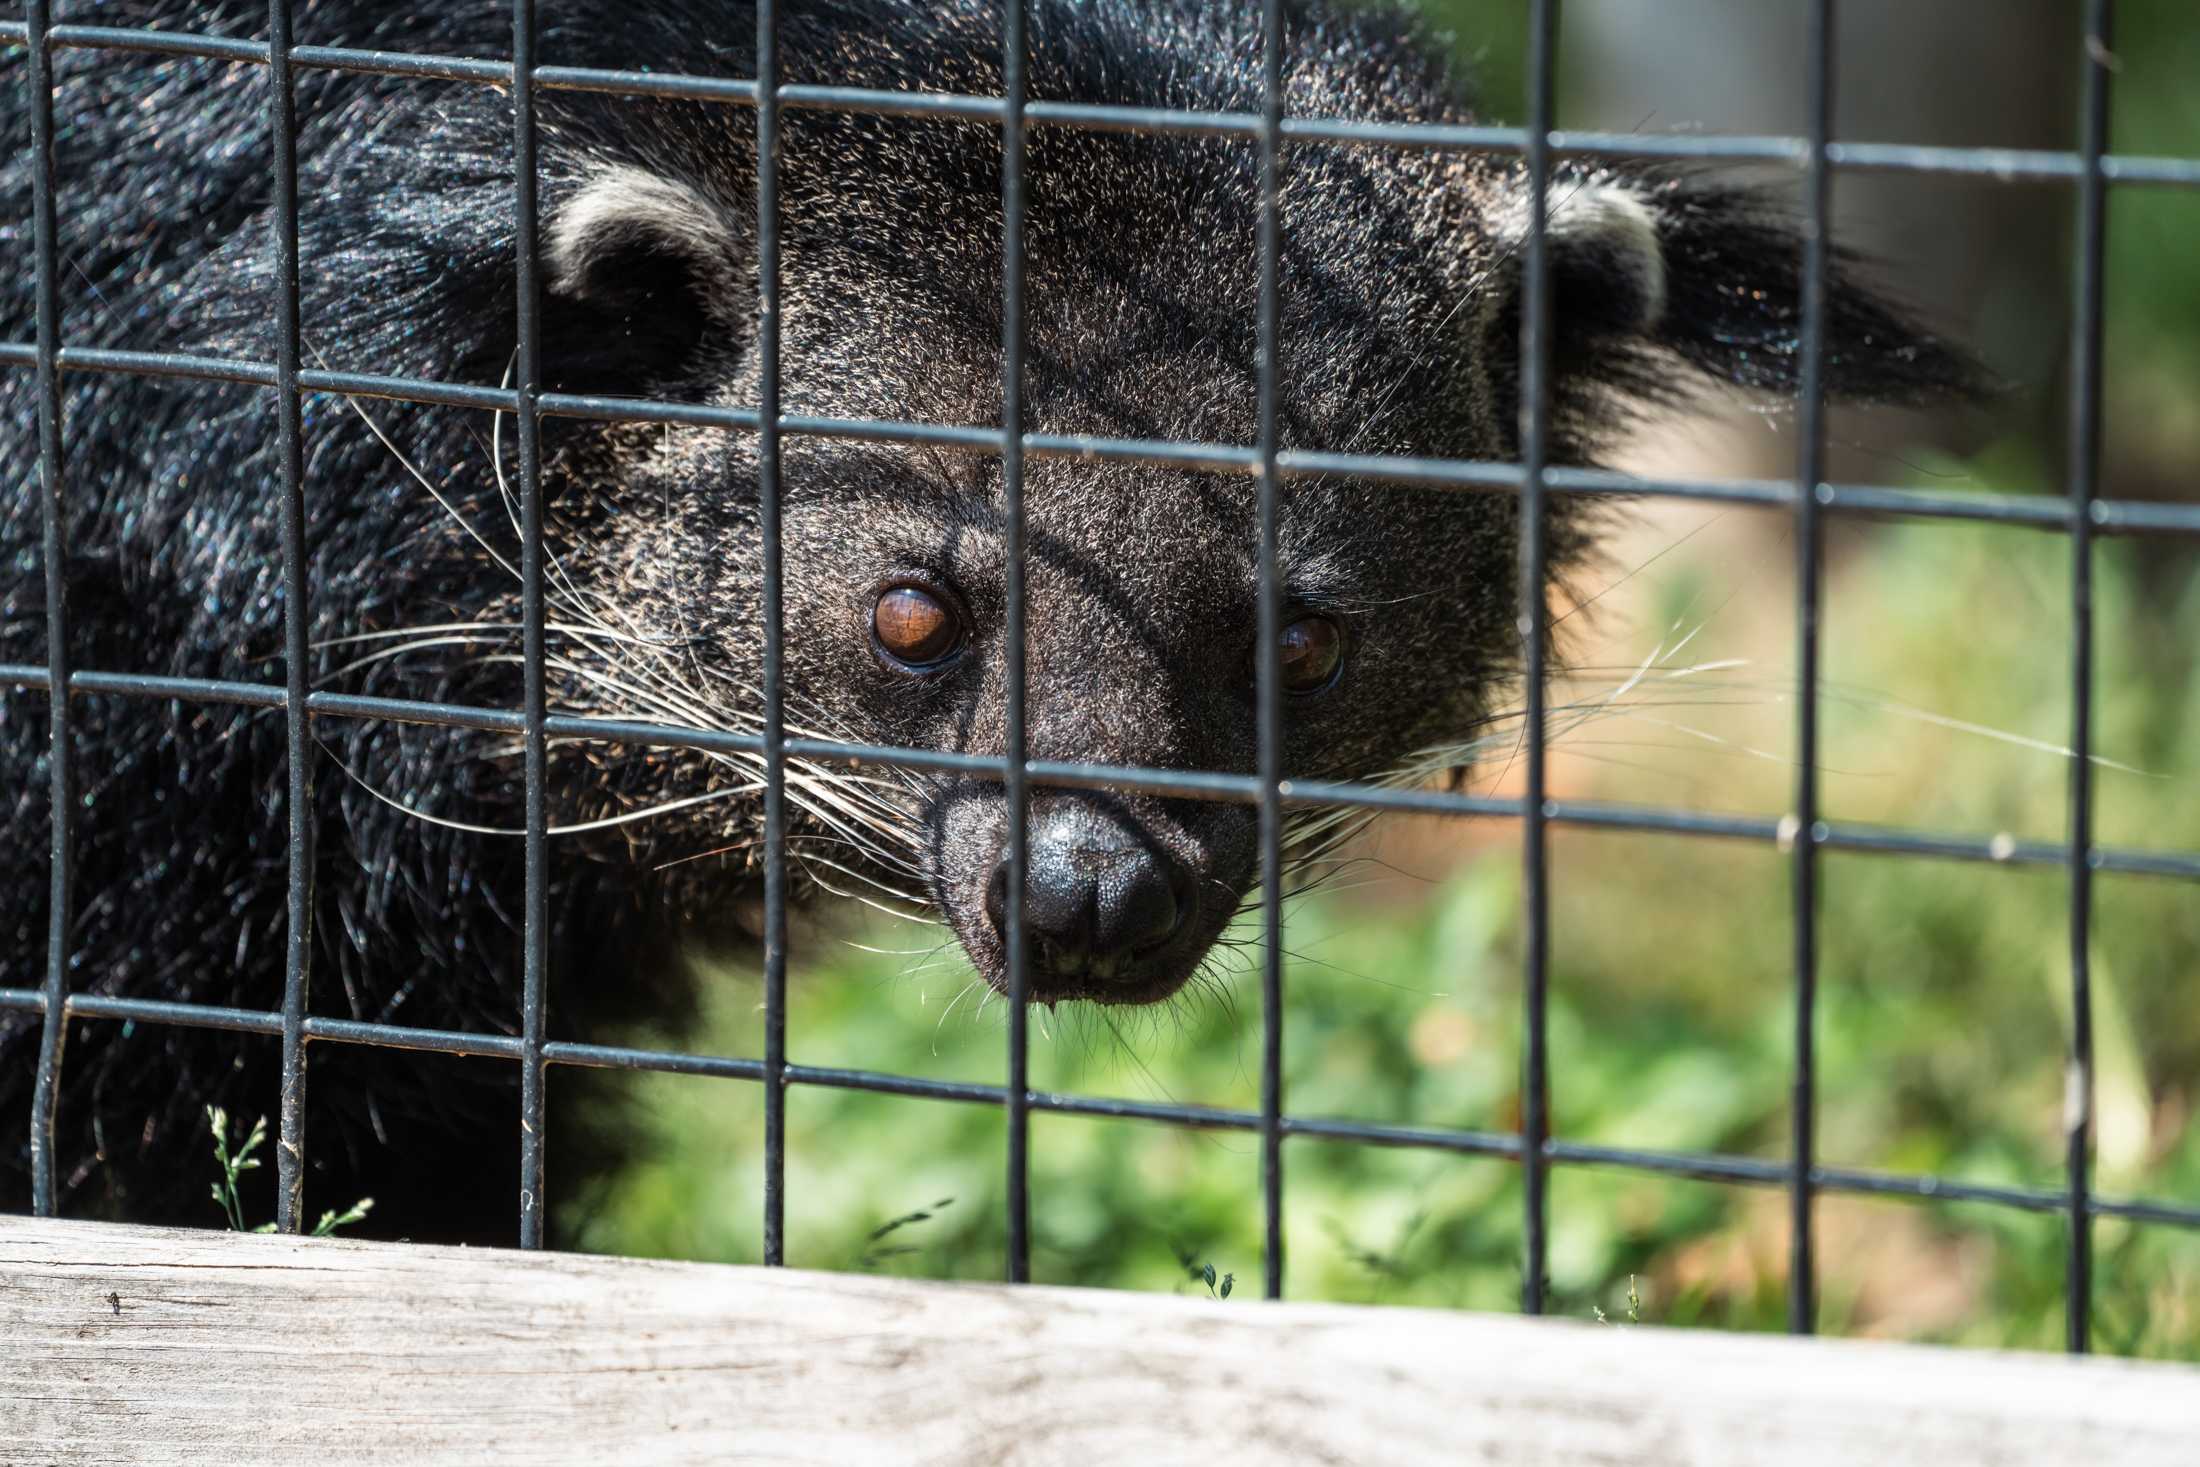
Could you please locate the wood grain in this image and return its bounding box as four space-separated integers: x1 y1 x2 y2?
2 1216 2195 1466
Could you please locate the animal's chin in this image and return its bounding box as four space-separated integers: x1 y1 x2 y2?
947 903 1227 1008
1017 956 1200 1008
983 964 1199 1008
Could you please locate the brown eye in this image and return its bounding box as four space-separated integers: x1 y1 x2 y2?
1277 614 1345 695
872 583 963 668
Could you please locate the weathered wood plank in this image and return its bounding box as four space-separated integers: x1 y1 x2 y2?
1 1216 2194 1466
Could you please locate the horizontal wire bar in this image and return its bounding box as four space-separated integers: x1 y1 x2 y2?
1028 97 1255 137
1829 140 2088 181
0 344 274 386
544 1041 767 1080
1808 1161 2073 1214
1819 483 2070 529
6 989 525 1056
306 365 514 411
1813 819 2200 879
2092 497 2200 535
538 64 753 103
294 43 511 85
7 661 2197 880
1831 138 2200 188
783 1062 1007 1107
9 24 2199 187
305 1014 522 1056
63 994 281 1035
8 980 2191 1228
43 22 268 64
1540 799 1778 843
7 346 2200 537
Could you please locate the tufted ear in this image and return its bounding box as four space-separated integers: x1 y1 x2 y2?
541 166 751 395
1485 170 1983 453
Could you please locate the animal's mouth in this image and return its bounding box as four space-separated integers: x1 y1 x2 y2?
1020 922 1213 1007
1034 933 1165 985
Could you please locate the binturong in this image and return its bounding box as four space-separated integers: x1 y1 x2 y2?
0 0 1977 1236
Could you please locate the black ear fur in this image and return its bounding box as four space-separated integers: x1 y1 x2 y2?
541 167 750 396
1645 178 1984 406
1487 170 1984 457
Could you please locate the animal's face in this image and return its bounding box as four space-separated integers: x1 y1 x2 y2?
535 35 1971 1007
610 418 1520 1004
795 455 1518 1005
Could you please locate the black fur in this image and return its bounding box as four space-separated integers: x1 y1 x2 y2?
0 0 1976 1236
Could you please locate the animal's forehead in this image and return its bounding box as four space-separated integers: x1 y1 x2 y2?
770 309 1493 483
768 124 1500 456
779 444 1426 604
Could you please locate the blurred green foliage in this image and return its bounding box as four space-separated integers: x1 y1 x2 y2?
2113 0 2200 392
565 3 2200 1361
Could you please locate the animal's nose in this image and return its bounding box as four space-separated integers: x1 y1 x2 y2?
984 802 1192 986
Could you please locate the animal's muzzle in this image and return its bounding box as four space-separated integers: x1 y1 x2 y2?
984 796 1195 998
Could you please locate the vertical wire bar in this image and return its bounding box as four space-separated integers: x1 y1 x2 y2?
756 0 789 1268
1255 0 1287 1302
267 0 316 1233
1515 0 1557 1317
2063 0 2113 1357
22 0 74 1217
512 0 550 1249
1000 0 1031 1285
1788 0 1835 1335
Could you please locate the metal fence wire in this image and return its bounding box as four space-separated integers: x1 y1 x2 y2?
8 0 2200 1355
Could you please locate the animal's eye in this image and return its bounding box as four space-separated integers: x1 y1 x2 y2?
1276 613 1345 695
872 583 964 668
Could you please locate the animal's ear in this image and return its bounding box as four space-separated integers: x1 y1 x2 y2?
1485 171 1982 451
541 166 751 395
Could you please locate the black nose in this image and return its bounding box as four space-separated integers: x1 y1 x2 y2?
984 803 1192 984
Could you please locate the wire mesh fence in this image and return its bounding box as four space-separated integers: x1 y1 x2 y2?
6 0 2200 1358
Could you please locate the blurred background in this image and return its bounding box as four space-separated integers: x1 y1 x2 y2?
562 0 2200 1358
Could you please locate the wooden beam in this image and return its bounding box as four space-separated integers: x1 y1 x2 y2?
2 1216 2195 1465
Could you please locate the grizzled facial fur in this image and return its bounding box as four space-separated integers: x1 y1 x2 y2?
540 15 1970 1005
0 0 1974 1226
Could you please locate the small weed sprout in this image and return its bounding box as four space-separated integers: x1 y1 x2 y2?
205 1105 373 1237
205 1105 264 1232
1172 1242 1235 1299
310 1198 375 1237
1594 1274 1645 1326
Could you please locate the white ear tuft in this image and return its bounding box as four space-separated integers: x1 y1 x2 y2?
539 165 753 388
1495 177 1668 336
1554 185 1666 330
547 165 740 309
